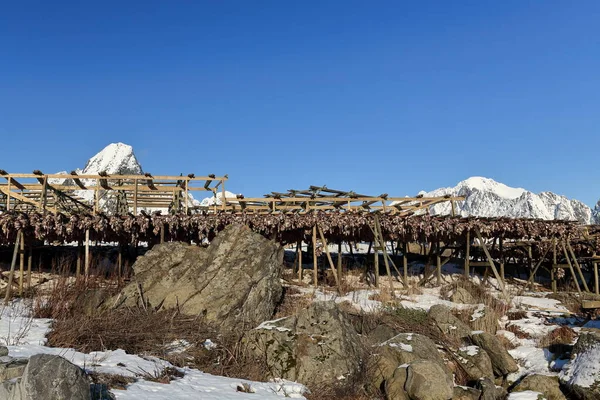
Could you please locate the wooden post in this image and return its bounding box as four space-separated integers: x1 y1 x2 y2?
451 201 456 217
85 229 90 278
527 244 551 288
312 226 318 287
117 247 122 279
552 238 557 292
436 250 442 286
464 230 470 277
76 241 82 278
403 243 408 285
5 179 10 211
595 262 599 296
94 180 100 214
184 179 189 214
317 226 340 290
474 229 509 300
567 242 590 292
374 244 379 288
337 242 343 281
160 225 165 244
297 240 303 282
562 242 581 293
27 245 32 291
4 230 22 304
499 236 505 284
18 235 25 296
133 178 138 215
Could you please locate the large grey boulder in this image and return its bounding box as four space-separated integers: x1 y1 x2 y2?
113 224 283 333
475 377 508 400
428 305 471 340
404 360 453 400
374 333 451 391
560 331 600 400
512 374 565 400
452 386 481 400
3 354 90 400
471 332 518 377
456 345 494 382
244 301 362 386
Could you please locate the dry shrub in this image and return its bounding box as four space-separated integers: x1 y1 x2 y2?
505 324 532 339
88 372 136 390
547 293 582 314
32 274 122 319
538 326 576 348
274 286 314 318
507 310 528 320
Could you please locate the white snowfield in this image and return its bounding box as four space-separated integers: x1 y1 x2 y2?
0 301 306 400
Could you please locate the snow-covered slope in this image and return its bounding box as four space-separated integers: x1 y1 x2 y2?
420 177 593 224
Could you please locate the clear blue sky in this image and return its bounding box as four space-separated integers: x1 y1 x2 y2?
1 1 599 205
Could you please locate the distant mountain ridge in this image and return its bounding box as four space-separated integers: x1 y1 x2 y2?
51 144 597 223
421 177 594 224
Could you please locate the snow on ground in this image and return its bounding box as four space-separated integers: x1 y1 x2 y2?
560 340 600 390
0 300 307 399
507 391 546 400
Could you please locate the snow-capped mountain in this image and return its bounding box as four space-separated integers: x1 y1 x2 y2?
421 177 593 224
80 143 143 175
51 143 237 213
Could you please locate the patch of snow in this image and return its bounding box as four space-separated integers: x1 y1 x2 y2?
255 317 292 332
470 304 486 321
460 346 479 357
507 391 546 400
560 341 600 389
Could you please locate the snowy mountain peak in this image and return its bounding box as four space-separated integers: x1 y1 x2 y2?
422 176 593 224
82 143 142 175
455 177 526 200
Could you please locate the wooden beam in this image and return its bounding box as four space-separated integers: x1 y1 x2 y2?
312 226 318 287
4 230 22 305
474 229 509 300
317 225 340 291
567 242 590 292
464 230 470 277
562 242 581 293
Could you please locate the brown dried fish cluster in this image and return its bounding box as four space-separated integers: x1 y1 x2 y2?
0 211 588 252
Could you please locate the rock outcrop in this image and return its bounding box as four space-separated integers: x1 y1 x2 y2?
391 360 453 400
113 224 283 333
456 345 494 382
512 374 566 400
0 354 90 400
428 305 471 340
470 332 518 377
244 301 362 386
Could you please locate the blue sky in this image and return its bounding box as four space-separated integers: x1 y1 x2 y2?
1 1 599 205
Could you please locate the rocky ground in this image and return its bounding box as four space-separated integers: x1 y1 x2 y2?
0 224 598 399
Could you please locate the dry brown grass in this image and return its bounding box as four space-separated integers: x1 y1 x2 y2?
274 286 314 318
505 324 532 339
507 310 528 320
538 326 576 348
